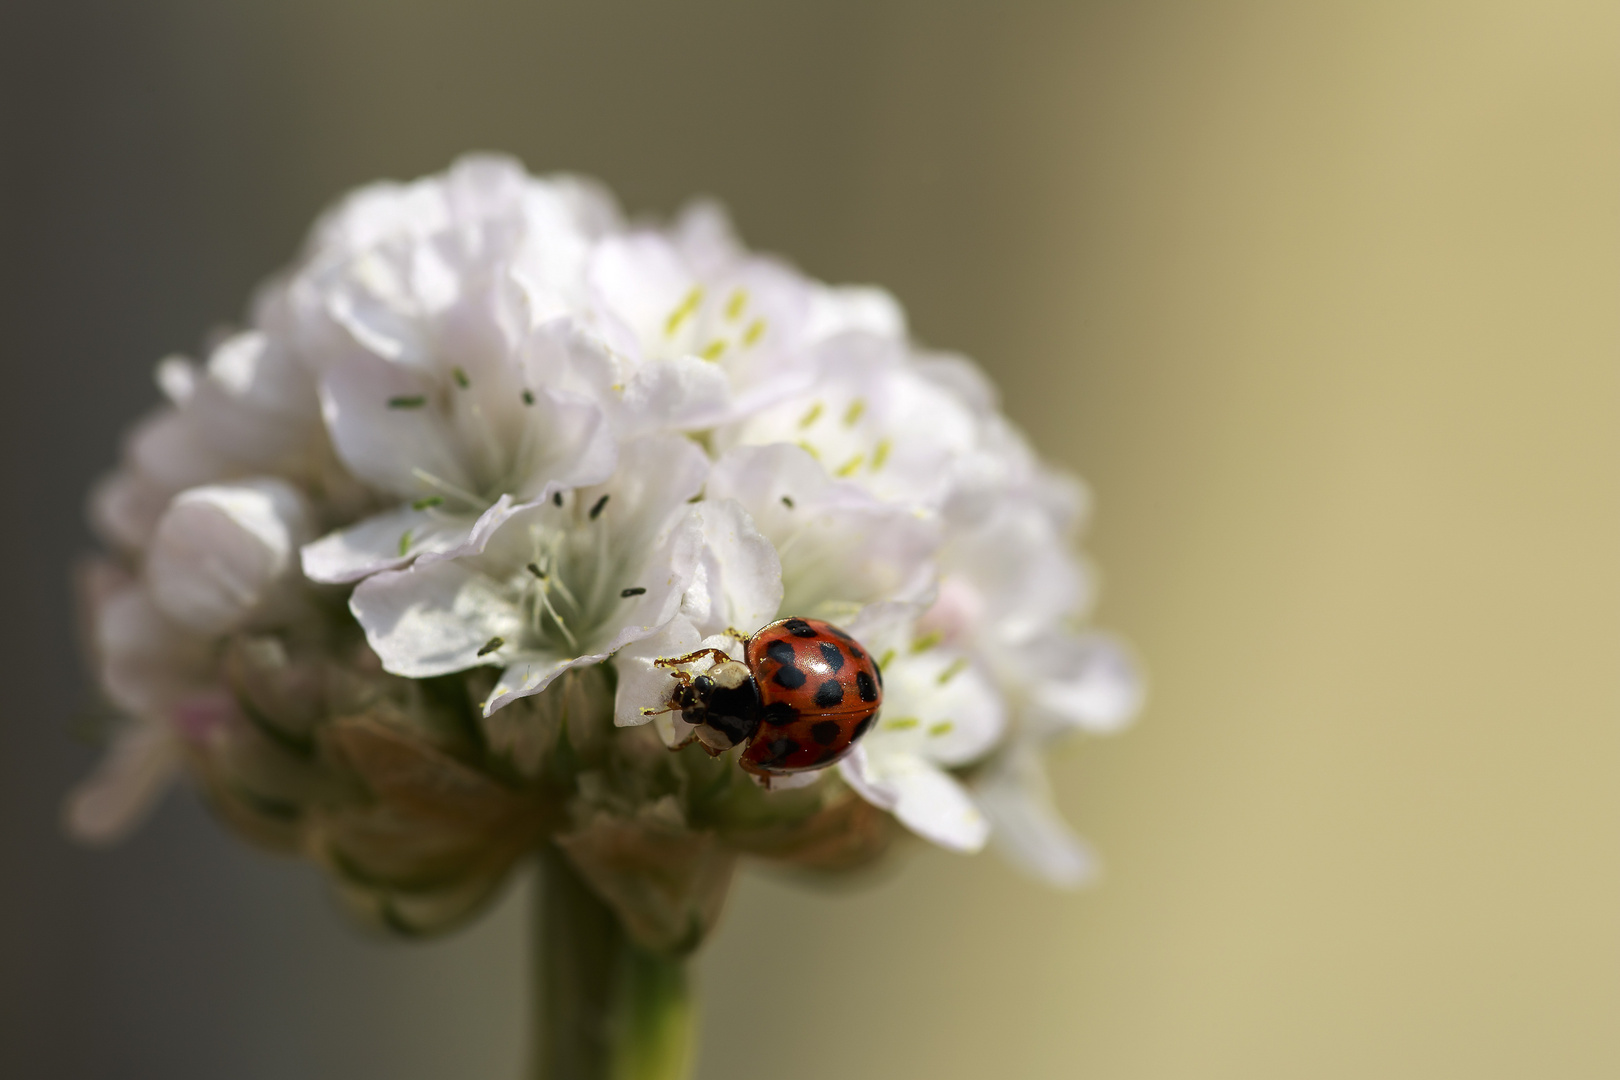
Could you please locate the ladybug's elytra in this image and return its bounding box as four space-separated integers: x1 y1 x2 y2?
655 617 883 776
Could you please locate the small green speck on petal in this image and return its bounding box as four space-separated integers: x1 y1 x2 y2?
910 630 943 654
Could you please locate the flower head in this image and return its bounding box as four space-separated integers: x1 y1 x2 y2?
71 156 1140 943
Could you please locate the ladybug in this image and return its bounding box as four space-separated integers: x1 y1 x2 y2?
654 617 883 777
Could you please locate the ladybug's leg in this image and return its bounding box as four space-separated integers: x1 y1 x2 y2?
654 648 736 672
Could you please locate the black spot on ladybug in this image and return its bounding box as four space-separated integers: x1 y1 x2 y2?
766 639 797 665
818 642 845 672
847 646 865 661
764 738 799 764
773 664 806 690
874 662 884 688
763 701 798 726
826 624 853 641
810 720 841 746
856 670 878 703
783 618 818 638
815 748 841 765
853 715 875 740
814 680 845 708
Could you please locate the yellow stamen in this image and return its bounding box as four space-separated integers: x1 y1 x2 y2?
843 398 866 426
871 438 892 470
835 453 865 477
878 649 897 670
936 658 969 686
927 720 955 737
796 440 821 461
798 402 823 428
724 288 748 321
700 339 727 361
664 286 704 337
910 630 943 653
884 717 920 731
742 318 766 346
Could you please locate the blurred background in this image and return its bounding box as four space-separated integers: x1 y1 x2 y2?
2 1 1616 1077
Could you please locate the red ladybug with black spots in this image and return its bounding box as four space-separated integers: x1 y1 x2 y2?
655 617 883 776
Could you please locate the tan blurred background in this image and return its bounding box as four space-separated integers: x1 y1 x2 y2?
2 1 1616 1077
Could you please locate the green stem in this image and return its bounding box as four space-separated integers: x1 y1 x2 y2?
533 845 696 1080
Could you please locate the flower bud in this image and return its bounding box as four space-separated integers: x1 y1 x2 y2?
146 479 313 635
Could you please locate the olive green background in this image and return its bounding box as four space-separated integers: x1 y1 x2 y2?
2 2 1615 1077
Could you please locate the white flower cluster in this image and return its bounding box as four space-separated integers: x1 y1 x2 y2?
73 155 1139 889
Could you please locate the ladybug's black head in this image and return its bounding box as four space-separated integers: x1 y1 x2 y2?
678 660 762 752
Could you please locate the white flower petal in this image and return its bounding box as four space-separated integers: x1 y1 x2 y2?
670 199 743 277
612 617 704 730
94 583 214 716
1026 633 1145 737
300 502 483 584
353 436 709 703
88 468 172 551
840 747 989 853
682 499 783 637
483 653 605 716
126 407 229 493
350 560 528 679
146 479 312 635
706 444 939 619
62 718 181 845
319 356 470 496
975 748 1098 888
617 355 733 434
188 331 324 471
859 651 1005 769
805 284 907 342
719 341 980 510
481 509 705 715
587 233 696 352
303 384 615 584
508 388 619 498
936 496 1091 648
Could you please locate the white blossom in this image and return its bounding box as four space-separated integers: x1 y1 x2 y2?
70 155 1141 900
351 436 708 715
714 334 981 510
836 603 1005 852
